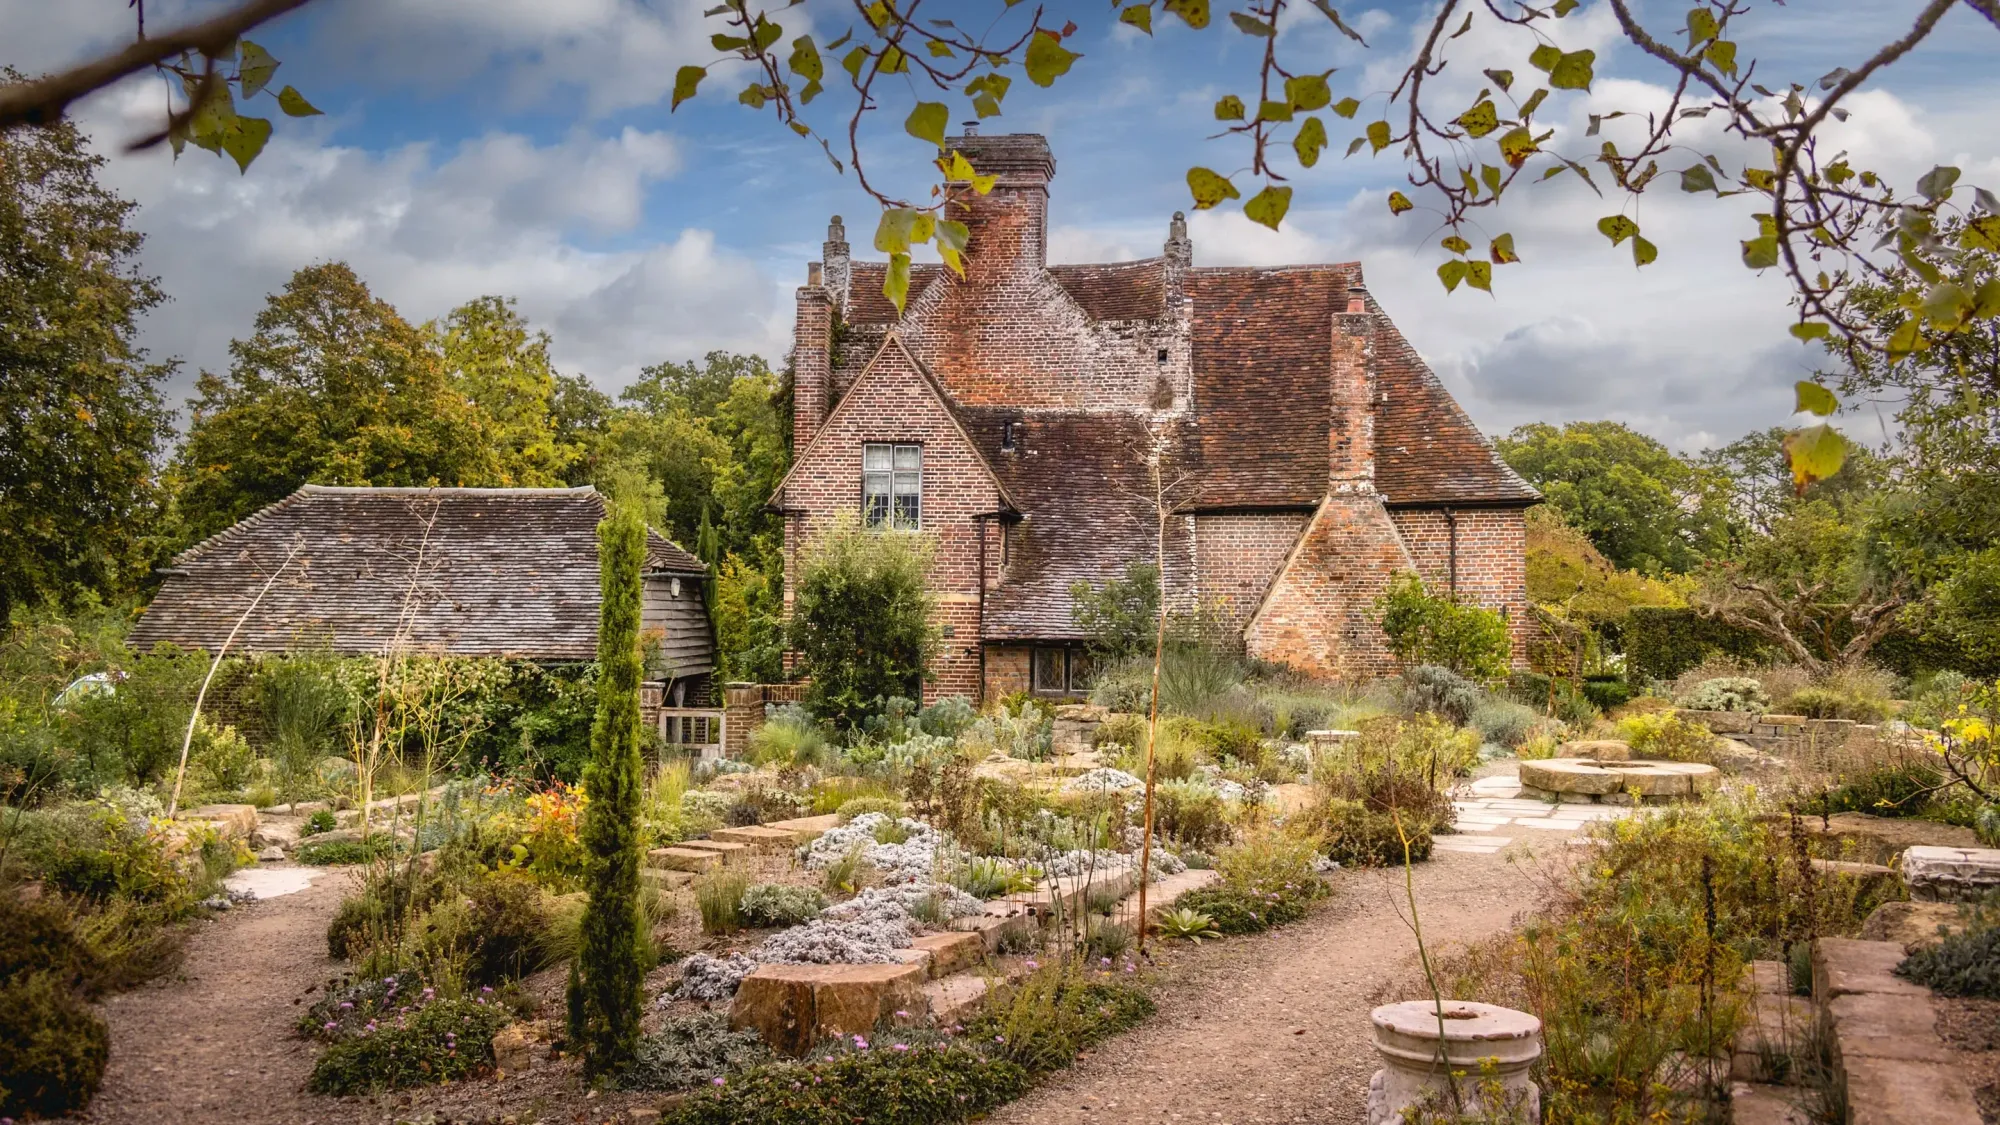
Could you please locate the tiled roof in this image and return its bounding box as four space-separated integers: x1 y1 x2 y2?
845 262 942 324
959 409 1196 641
1049 259 1169 321
131 486 706 660
1370 313 1540 506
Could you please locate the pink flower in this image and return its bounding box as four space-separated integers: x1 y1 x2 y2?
892 1043 909 1051
894 1010 909 1019
712 1077 726 1086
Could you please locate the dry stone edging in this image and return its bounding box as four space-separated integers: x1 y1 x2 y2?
1811 937 1982 1124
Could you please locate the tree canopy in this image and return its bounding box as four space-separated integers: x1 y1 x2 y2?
0 108 172 623
1498 421 1728 575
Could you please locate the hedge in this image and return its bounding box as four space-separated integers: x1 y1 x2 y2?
1623 608 1769 686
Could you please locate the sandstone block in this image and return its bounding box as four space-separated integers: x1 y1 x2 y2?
764 814 841 843
189 803 259 840
730 967 818 1055
923 973 994 1026
1728 1083 1810 1125
649 846 722 873
1808 858 1901 900
1813 938 1928 1005
1859 900 1964 951
709 825 798 851
911 931 986 978
1903 845 2000 902
1680 709 1756 735
1556 739 1631 762
676 838 751 861
1827 991 1950 1066
1842 1056 1982 1125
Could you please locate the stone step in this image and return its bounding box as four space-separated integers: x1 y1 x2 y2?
924 973 994 1028
729 960 931 1055
649 846 723 873
764 814 841 843
640 868 694 892
911 930 986 978
676 838 751 860
1728 1082 1811 1125
710 825 799 851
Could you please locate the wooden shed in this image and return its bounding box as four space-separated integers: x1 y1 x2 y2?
131 485 717 702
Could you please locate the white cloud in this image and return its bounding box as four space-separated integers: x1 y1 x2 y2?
70 81 783 408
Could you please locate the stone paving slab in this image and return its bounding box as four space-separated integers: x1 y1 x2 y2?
1433 837 1510 853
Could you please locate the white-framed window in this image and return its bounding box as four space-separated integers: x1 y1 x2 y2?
863 443 922 530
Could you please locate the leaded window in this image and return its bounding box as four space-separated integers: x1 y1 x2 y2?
863 443 921 530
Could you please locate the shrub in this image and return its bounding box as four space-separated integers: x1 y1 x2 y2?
1615 711 1718 764
1320 799 1435 866
660 1043 1030 1125
1070 561 1161 663
738 883 826 929
835 796 907 824
1815 760 1944 818
303 808 339 836
1579 677 1633 711
1313 715 1468 835
917 695 979 739
1177 831 1330 932
1783 686 1889 723
1679 676 1770 713
790 523 939 729
1898 925 2000 998
1400 665 1484 725
298 971 428 1041
252 647 353 803
463 869 555 984
950 856 1035 899
0 894 102 993
695 868 750 935
1157 642 1245 717
297 837 397 866
1376 573 1511 681
1153 778 1232 849
1469 698 1540 749
976 961 1155 1075
748 704 831 770
305 998 509 1094
0 970 110 1119
620 1012 775 1091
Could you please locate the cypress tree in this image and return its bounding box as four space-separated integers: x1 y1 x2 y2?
566 495 648 1079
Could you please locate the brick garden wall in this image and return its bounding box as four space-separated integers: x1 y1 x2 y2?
1388 507 1532 667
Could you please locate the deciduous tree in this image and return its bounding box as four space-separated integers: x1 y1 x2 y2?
1499 421 1729 575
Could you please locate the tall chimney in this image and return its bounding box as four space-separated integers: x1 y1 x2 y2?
821 215 851 313
794 281 832 452
1329 279 1376 494
942 133 1054 286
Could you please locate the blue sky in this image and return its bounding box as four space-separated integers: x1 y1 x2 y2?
6 0 1998 453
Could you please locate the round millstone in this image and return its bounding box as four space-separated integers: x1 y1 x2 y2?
1517 758 1719 801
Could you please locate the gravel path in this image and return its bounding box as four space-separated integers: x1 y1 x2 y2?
81 868 352 1125
986 849 1544 1125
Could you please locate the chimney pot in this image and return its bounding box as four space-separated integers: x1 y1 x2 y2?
807 262 823 286
962 121 979 135
1346 283 1369 314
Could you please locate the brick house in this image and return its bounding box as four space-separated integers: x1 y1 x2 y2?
771 132 1539 703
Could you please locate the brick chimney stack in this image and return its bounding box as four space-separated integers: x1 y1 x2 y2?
1328 279 1377 494
943 133 1055 286
821 214 851 313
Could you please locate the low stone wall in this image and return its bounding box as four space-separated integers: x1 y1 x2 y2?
1677 709 1889 755
721 681 808 758
1810 937 1982 1123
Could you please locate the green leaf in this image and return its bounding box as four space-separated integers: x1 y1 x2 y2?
874 208 919 254
1549 49 1595 90
1025 31 1079 88
1456 99 1500 138
789 36 824 81
928 39 955 58
1741 235 1780 269
1781 424 1846 492
1465 260 1493 292
1886 317 1925 357
1631 235 1658 266
1438 260 1468 292
1294 116 1328 168
1187 167 1241 210
1686 7 1719 47
220 115 271 173
1366 120 1391 153
1244 185 1293 230
672 66 706 111
1794 380 1838 415
1483 69 1513 91
752 16 783 51
1789 321 1832 341
1481 163 1502 196
713 33 749 51
1215 95 1246 121
275 85 321 117
842 46 869 81
1597 214 1639 246
1346 137 1367 157
1704 40 1737 76
884 251 912 315
1529 44 1562 72
1679 164 1716 193
1332 97 1360 119
1497 126 1537 168
1916 165 1961 202
936 219 969 278
1963 215 2000 253
1258 100 1294 123
1490 233 1519 264
1387 190 1414 214
237 40 278 99
879 44 908 73
905 101 949 147
1229 11 1276 36
1923 280 1973 328
1285 74 1332 112
738 84 770 109
1441 234 1471 254
1519 88 1548 118
187 81 237 146
1165 0 1210 29
1120 4 1153 33
1307 0 1368 43
1553 0 1578 14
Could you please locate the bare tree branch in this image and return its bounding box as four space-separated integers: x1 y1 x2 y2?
0 0 313 131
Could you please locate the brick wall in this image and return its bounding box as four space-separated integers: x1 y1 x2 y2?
1245 496 1415 680
722 682 807 758
984 645 1031 699
777 337 1004 701
1193 512 1308 637
1388 507 1532 667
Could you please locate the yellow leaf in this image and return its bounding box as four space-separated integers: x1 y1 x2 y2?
1387 191 1414 215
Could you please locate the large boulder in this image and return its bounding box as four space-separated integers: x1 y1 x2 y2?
1555 739 1631 762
